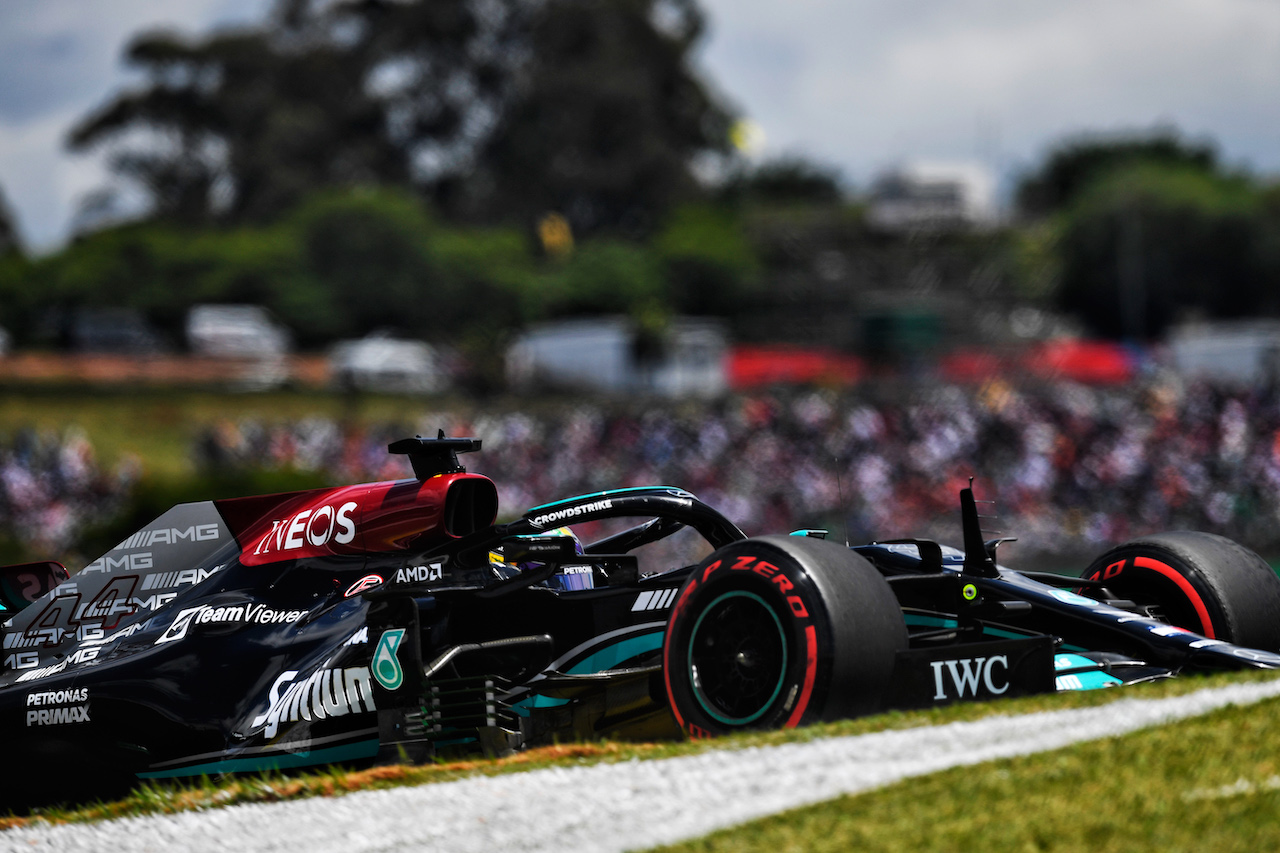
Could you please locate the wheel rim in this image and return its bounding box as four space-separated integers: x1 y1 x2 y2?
687 590 788 725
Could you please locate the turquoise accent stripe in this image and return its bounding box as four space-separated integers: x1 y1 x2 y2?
514 631 665 711
1056 671 1123 691
566 631 664 675
526 487 687 513
904 614 957 628
1053 652 1123 691
136 739 379 780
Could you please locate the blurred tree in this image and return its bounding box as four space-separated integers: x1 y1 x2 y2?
0 185 22 258
451 0 735 235
1016 129 1218 218
284 187 443 343
68 27 408 224
1055 163 1279 339
68 0 730 238
722 156 844 206
653 203 760 315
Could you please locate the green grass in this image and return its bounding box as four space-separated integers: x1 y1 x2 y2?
0 388 449 480
4 669 1278 832
651 682 1280 853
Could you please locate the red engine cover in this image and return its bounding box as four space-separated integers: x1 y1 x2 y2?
217 474 497 566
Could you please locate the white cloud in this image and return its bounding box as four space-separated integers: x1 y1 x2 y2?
698 0 1280 187
0 0 270 251
3 0 1280 248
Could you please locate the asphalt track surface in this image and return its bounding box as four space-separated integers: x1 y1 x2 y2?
7 679 1280 853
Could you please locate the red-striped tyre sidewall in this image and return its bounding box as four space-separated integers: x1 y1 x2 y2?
663 535 907 739
1082 531 1280 651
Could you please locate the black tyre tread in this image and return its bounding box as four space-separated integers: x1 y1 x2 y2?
748 535 908 720
1085 531 1280 651
664 534 908 733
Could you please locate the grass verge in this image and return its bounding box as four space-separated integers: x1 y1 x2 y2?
3 669 1277 833
650 687 1280 853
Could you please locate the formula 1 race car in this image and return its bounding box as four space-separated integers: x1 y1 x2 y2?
4 434 1280 804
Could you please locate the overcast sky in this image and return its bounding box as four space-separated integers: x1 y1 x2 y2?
1 0 1278 253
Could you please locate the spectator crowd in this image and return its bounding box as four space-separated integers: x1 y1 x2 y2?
7 377 1280 565
189 376 1280 563
0 427 137 556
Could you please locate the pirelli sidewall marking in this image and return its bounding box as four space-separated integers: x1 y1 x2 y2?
665 551 821 737
1086 555 1216 638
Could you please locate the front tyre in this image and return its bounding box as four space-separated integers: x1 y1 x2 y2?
663 535 908 738
1083 531 1280 651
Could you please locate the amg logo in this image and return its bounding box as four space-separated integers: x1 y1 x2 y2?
141 568 218 591
81 552 153 575
4 651 38 670
528 499 613 529
929 655 1010 700
131 592 179 612
15 657 70 683
631 589 679 612
252 666 376 739
79 619 154 648
395 565 443 584
3 631 47 650
114 524 220 551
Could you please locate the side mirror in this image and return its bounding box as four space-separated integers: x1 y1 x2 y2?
0 561 71 614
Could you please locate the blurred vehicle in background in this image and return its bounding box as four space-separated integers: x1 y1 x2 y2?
867 162 998 231
506 316 727 397
329 332 445 394
186 305 292 357
68 307 165 354
1167 321 1280 388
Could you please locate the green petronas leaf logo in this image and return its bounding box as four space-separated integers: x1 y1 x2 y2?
373 628 406 690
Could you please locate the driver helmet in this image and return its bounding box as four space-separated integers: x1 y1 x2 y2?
488 526 593 590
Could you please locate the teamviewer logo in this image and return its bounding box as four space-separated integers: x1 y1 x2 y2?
155 606 205 645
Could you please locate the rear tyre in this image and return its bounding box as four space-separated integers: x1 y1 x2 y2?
663 535 908 738
1082 531 1280 651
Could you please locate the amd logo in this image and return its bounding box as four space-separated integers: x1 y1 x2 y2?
395 564 443 584
929 655 1009 700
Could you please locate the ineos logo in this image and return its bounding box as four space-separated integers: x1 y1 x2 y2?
254 501 358 556
929 655 1009 700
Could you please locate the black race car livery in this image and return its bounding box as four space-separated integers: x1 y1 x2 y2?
4 433 1280 803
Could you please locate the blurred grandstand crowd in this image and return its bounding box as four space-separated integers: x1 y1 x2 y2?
0 427 137 555
196 377 1280 563
8 377 1280 564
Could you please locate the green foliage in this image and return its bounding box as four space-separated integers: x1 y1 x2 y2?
69 0 732 237
0 184 22 258
282 188 440 343
654 204 761 315
723 156 845 206
1053 163 1279 338
1016 129 1219 218
0 252 35 332
546 239 666 317
437 0 734 234
3 185 770 352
